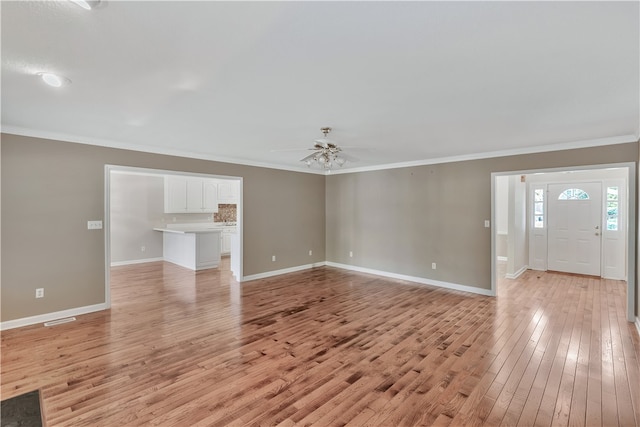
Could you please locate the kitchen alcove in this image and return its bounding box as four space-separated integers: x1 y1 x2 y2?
106 165 243 305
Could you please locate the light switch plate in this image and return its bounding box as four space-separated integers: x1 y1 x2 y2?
484 220 490 228
87 220 103 230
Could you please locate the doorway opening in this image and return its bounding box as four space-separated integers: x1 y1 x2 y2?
491 163 636 322
103 165 243 308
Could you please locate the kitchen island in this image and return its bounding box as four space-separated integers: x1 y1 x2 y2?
153 224 222 271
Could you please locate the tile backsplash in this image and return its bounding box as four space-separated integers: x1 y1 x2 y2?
214 204 237 222
159 204 237 227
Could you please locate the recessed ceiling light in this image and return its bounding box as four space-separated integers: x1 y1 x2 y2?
37 72 71 88
69 0 100 10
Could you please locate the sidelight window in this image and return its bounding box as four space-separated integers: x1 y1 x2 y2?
607 186 619 231
533 188 544 228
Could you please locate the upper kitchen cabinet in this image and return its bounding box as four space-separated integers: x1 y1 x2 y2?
165 176 188 213
216 180 240 204
164 176 219 213
202 180 219 211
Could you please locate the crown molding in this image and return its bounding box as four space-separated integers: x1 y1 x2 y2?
1 126 326 175
326 134 639 175
2 126 636 176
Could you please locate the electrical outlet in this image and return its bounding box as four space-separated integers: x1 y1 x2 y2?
87 220 103 230
309 250 313 256
35 288 44 298
349 251 353 258
432 262 437 270
141 246 146 252
272 255 276 262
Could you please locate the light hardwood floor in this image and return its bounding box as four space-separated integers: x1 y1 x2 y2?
2 259 639 426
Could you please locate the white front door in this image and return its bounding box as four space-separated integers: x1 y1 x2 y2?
547 182 602 276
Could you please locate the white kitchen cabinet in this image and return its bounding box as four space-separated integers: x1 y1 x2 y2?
165 176 188 213
216 180 239 204
164 176 219 213
221 230 232 255
186 178 203 212
196 232 221 269
202 180 218 211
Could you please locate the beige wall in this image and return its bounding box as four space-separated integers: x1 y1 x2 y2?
1 134 326 322
326 142 638 293
2 134 637 324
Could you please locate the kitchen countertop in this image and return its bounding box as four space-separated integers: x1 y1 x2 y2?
153 227 222 234
153 223 236 234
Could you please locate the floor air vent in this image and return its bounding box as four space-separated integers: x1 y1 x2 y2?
44 317 76 327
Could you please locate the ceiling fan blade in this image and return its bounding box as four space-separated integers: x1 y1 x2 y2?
272 127 360 166
313 138 332 148
299 152 318 162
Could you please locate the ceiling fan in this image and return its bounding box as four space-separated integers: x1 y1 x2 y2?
272 127 358 170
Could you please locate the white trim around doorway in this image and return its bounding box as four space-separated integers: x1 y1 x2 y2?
491 162 636 323
104 165 244 306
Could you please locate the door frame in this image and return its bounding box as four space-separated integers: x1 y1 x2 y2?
491 162 636 322
104 165 244 309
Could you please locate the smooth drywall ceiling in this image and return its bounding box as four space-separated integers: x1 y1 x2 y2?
1 134 326 322
325 142 638 290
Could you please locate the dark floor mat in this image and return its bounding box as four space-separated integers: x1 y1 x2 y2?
1 390 43 427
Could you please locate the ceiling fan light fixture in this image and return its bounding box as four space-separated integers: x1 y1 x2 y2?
37 72 71 88
300 127 352 171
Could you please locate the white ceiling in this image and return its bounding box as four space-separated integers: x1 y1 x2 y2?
2 1 638 174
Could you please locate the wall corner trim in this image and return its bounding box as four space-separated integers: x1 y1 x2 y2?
325 262 495 296
505 265 529 280
0 303 108 331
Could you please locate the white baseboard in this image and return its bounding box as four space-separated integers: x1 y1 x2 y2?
505 265 529 280
0 303 108 331
635 317 640 337
241 262 327 282
325 262 495 296
0 261 505 330
110 257 164 267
